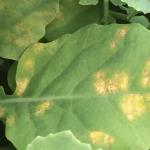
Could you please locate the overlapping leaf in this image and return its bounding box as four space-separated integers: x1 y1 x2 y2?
45 0 100 41
111 0 150 14
1 24 150 150
0 0 59 60
121 0 150 14
27 131 92 150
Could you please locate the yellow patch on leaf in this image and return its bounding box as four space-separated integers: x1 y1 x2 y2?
6 115 15 126
0 106 5 117
90 131 115 145
120 94 146 121
24 58 35 70
116 27 128 38
141 60 150 87
110 40 117 49
94 71 128 95
34 43 45 53
16 78 29 96
113 72 128 91
35 100 54 116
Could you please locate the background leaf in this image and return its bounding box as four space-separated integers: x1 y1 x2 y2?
7 62 17 92
130 16 150 28
0 0 59 60
45 0 100 41
121 0 150 14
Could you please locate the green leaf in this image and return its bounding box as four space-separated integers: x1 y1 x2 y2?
2 24 150 150
79 0 98 5
130 16 150 28
7 62 17 92
0 0 59 60
121 0 150 14
27 131 92 150
110 0 138 18
45 0 100 41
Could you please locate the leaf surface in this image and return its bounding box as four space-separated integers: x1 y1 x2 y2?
1 24 150 150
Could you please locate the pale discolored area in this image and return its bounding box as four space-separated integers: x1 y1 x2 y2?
90 131 115 145
141 60 150 87
35 100 54 116
15 78 29 96
94 71 128 95
6 115 15 126
116 27 128 38
23 58 35 70
120 94 146 121
110 40 117 49
0 106 5 118
110 27 128 50
33 43 46 54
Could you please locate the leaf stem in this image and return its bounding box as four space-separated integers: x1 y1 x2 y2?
103 0 109 24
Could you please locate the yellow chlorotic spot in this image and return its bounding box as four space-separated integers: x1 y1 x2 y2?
116 27 128 38
34 43 45 53
94 71 128 95
90 131 115 145
23 58 34 69
141 60 150 87
120 94 146 121
16 78 29 96
110 40 117 49
107 79 118 93
35 100 54 116
113 72 128 91
94 72 106 95
6 115 15 126
0 106 5 117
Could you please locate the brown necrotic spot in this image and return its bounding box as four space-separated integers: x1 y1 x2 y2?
120 94 146 121
94 71 128 95
90 131 115 145
35 100 54 116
